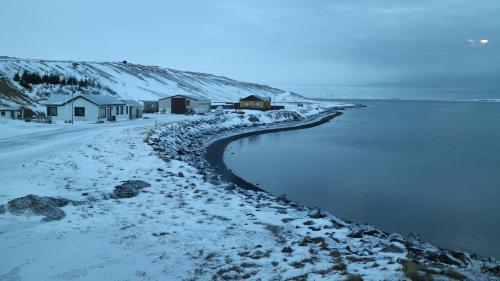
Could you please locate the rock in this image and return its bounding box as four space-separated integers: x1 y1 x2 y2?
308 208 327 219
113 180 151 199
248 115 260 123
426 252 460 267
0 204 5 214
178 172 184 177
6 194 71 222
309 226 322 231
348 230 364 239
482 265 500 276
381 245 405 254
331 219 346 229
282 246 294 254
450 251 470 265
406 232 421 245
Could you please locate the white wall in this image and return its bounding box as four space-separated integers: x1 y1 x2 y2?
191 100 211 114
112 104 128 121
49 98 100 123
158 98 171 113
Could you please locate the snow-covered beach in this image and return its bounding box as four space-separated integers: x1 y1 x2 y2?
1 103 499 281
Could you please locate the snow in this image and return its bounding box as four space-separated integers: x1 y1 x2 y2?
0 104 498 280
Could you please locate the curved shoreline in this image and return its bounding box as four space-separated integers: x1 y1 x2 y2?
205 110 343 192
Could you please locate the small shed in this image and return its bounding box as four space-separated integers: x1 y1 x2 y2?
239 95 271 110
158 94 211 114
141 100 159 113
122 99 144 119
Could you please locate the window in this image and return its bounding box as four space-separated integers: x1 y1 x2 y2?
1 111 5 116
255 102 261 107
244 102 250 107
120 106 123 114
115 106 119 115
126 106 129 114
47 106 57 116
186 100 191 106
99 107 106 118
74 107 85 117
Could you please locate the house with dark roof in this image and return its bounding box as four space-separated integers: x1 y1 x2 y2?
44 94 129 123
239 95 271 110
158 94 211 114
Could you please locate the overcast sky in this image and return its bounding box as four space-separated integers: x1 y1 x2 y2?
1 0 499 92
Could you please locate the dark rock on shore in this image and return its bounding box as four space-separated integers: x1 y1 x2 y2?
248 115 260 123
308 208 327 219
6 194 72 222
483 265 500 276
113 180 151 199
426 252 461 267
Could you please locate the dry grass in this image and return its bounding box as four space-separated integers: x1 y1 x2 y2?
402 261 433 281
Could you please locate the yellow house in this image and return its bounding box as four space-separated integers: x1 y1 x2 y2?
239 95 271 110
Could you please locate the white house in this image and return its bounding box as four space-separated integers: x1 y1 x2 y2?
122 99 144 119
0 106 22 119
44 94 129 123
158 94 211 114
0 106 36 120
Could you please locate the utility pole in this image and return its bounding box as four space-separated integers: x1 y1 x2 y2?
71 88 74 124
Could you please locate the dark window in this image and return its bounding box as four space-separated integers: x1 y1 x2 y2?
1 111 5 116
74 107 85 117
120 106 123 114
47 106 58 116
126 106 129 114
115 106 119 115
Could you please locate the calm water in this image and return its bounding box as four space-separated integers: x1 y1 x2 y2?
224 100 500 258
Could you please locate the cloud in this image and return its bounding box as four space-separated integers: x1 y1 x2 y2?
0 0 499 92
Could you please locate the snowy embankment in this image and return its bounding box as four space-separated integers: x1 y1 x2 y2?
0 104 499 281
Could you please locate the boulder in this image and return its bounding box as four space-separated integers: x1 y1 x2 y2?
6 194 71 222
248 115 260 123
426 252 461 267
308 208 327 219
113 180 151 199
282 246 294 254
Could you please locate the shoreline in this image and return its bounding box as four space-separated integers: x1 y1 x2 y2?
204 110 343 192
147 107 500 279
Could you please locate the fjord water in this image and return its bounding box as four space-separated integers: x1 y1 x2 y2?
224 100 500 258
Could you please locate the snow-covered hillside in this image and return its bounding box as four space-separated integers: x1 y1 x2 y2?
0 56 304 108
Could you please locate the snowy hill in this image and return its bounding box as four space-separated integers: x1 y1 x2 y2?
0 57 304 109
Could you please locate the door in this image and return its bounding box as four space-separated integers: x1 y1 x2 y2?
171 97 186 114
107 107 112 121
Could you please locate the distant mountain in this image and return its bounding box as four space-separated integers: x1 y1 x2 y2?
0 57 304 109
